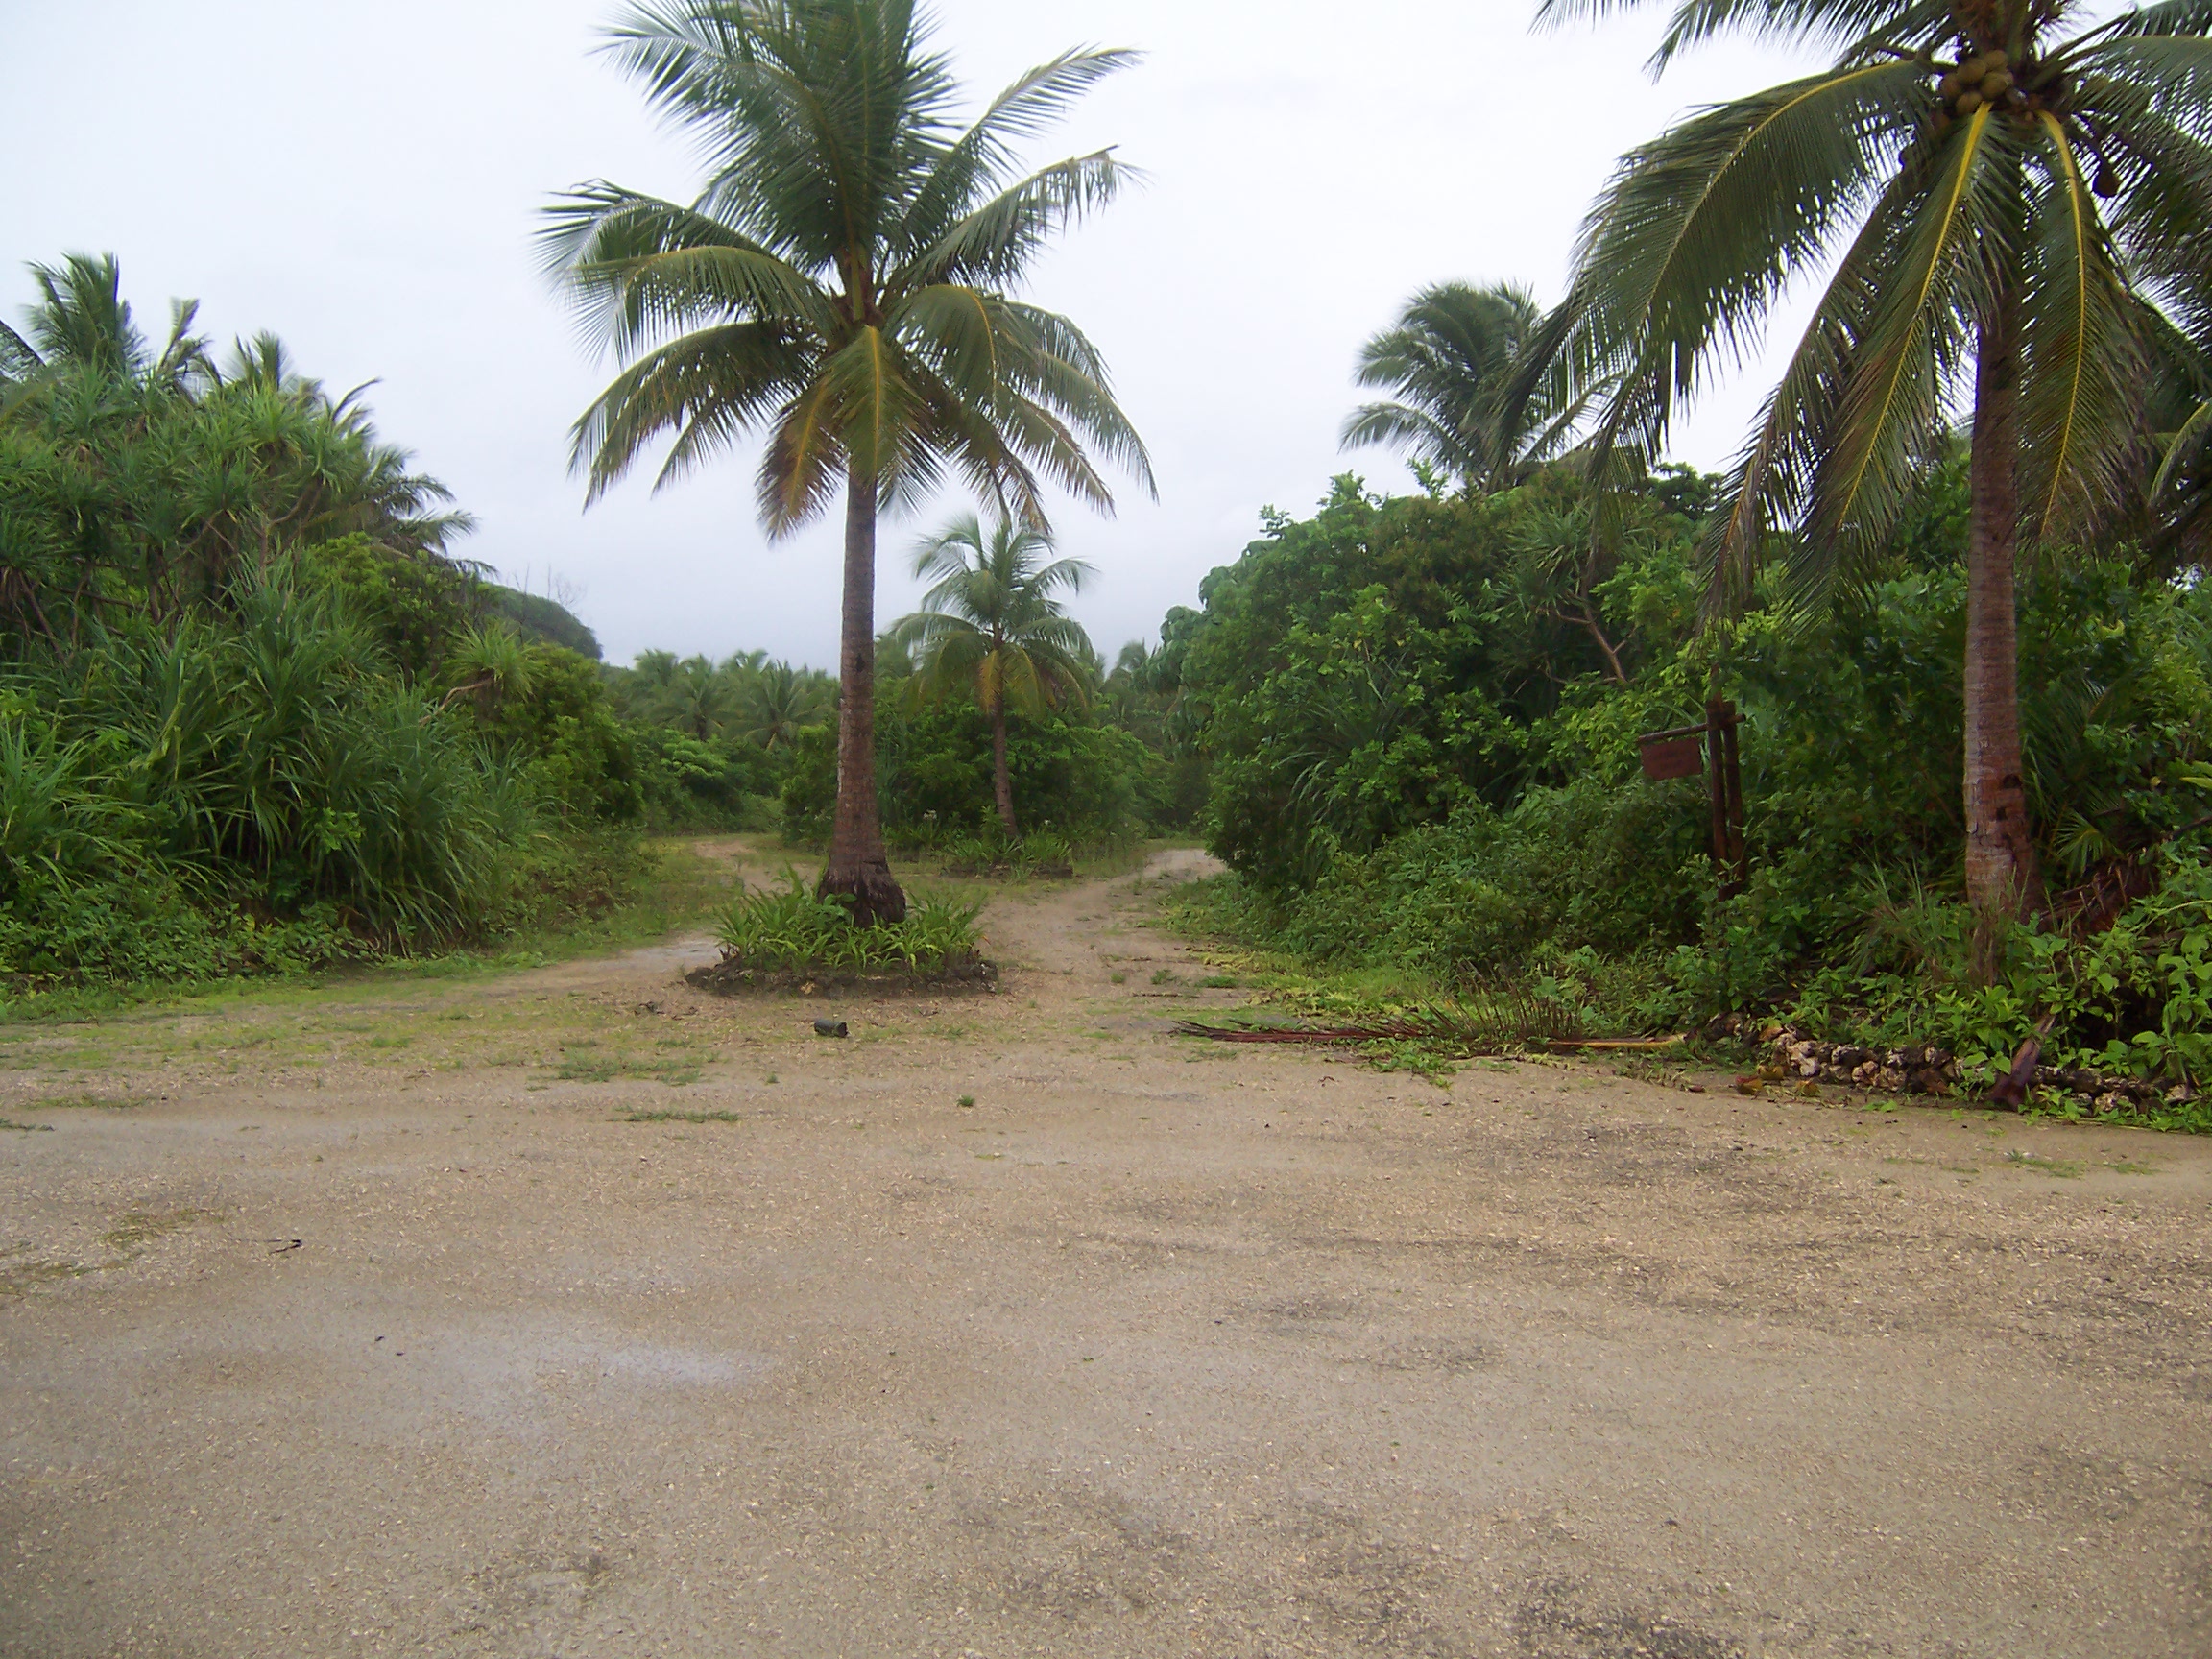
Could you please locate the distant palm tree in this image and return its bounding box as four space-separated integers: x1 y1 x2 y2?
667 654 729 738
1341 281 1563 489
542 0 1151 923
1534 0 2212 923
743 661 828 751
891 512 1094 833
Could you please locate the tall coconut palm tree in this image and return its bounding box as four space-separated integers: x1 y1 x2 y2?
1533 0 2212 924
891 511 1095 833
542 0 1152 924
1341 281 1566 488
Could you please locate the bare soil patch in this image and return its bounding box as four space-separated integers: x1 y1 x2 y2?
1 840 2207 1657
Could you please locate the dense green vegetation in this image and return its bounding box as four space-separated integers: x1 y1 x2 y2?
603 649 828 831
1532 0 2212 922
1146 0 2212 1118
11 0 2209 1125
0 248 1170 997
600 628 1182 857
0 256 652 992
1165 459 2211 1104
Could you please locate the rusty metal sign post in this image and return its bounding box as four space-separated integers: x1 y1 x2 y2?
1638 699 1748 898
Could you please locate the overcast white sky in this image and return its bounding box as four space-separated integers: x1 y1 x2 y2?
2 1 1820 667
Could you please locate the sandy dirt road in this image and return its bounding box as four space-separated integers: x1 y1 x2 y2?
2 844 2208 1658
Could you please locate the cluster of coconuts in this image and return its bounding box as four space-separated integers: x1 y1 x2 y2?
1936 48 2017 116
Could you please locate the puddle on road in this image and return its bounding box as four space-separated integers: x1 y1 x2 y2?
373 1313 778 1435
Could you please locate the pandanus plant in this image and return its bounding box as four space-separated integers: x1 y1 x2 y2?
1531 0 2212 925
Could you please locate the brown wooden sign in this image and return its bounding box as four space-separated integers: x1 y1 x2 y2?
1638 733 1704 781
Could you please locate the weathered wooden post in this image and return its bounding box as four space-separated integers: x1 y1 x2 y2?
1708 697 1746 898
1638 703 1747 897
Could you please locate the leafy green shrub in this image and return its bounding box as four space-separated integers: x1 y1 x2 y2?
1771 846 2212 1090
299 534 478 680
1183 473 1705 891
1244 778 1705 978
476 644 642 826
0 580 631 982
713 872 984 974
0 257 661 990
0 878 363 986
938 831 1004 874
627 724 786 832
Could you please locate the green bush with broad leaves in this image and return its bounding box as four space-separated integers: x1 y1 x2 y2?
1164 458 2212 1105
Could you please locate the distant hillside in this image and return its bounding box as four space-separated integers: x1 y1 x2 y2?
489 586 600 660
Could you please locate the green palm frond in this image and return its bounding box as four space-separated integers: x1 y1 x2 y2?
2100 0 2212 37
894 48 1142 253
0 318 40 391
888 283 1003 401
2082 39 2212 137
1555 59 1935 463
570 321 813 498
818 325 918 494
1704 152 1928 614
1537 0 1957 71
539 184 831 355
2018 111 2143 544
2096 108 2212 339
1809 108 2016 565
2152 398 2212 499
757 376 848 529
1341 402 1466 469
902 150 1138 291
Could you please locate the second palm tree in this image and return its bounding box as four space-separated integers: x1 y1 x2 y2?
892 513 1096 836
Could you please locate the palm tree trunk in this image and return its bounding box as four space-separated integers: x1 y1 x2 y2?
1962 285 2043 939
819 463 907 926
990 700 1017 835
